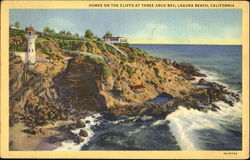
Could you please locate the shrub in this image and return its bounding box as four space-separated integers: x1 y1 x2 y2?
89 56 105 65
126 65 137 76
154 67 160 74
86 42 93 53
127 55 135 63
103 65 112 80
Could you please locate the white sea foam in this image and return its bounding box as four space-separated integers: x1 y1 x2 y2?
166 101 242 150
54 113 102 151
197 69 241 95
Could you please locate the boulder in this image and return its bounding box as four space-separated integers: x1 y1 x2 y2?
211 103 220 112
173 62 206 77
73 136 84 144
85 120 91 124
79 129 88 137
67 131 76 140
75 119 86 128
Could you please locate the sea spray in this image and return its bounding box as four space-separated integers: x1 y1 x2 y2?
166 101 242 150
54 113 102 151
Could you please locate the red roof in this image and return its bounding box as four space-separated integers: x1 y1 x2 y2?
26 27 35 32
131 85 145 89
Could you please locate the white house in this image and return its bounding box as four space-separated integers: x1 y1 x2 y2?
25 27 38 64
102 37 128 44
10 25 18 30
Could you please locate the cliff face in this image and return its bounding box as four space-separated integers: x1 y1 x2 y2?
54 55 107 112
9 39 68 127
9 32 240 127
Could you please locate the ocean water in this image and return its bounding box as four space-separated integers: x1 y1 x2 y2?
55 44 242 151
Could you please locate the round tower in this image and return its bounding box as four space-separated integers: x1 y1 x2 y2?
25 27 38 64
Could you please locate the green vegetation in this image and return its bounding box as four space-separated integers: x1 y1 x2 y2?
38 44 61 60
84 29 94 40
56 39 85 50
154 67 160 76
114 43 129 48
103 31 112 38
127 54 135 63
59 30 66 35
66 31 72 36
9 30 26 52
36 38 48 43
89 56 105 65
14 21 21 29
95 41 105 51
126 65 137 77
86 42 93 53
89 56 112 80
74 33 79 37
105 43 116 54
131 47 148 56
43 26 56 34
103 65 112 80
9 29 25 37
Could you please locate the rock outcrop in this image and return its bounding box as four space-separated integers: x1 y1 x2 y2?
9 31 240 129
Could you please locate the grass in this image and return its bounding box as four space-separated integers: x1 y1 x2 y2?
9 29 25 37
89 56 112 80
89 56 105 65
86 42 93 53
55 39 85 50
36 38 48 43
131 47 148 56
103 65 112 80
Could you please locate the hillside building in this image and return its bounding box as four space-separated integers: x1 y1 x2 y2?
102 37 128 44
25 27 38 64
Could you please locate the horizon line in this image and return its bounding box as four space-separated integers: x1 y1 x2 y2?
129 43 242 46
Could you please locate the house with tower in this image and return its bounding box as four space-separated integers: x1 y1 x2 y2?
25 27 38 64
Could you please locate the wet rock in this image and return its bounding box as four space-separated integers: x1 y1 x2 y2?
198 78 210 86
67 124 77 130
85 120 91 124
79 129 88 137
73 136 84 144
75 119 86 128
173 62 206 77
102 112 117 121
67 131 76 140
211 103 220 112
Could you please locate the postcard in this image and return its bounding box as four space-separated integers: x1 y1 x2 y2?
0 0 249 159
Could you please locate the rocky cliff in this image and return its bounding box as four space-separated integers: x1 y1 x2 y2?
9 32 240 129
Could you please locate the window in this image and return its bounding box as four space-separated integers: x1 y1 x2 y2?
29 32 31 35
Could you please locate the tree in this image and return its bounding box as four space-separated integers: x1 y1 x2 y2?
103 31 112 38
84 29 94 40
14 21 21 29
74 33 79 37
66 31 72 36
59 30 66 35
43 26 55 34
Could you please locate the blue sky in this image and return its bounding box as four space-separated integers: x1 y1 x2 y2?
10 9 242 44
